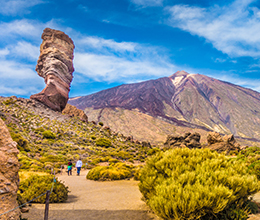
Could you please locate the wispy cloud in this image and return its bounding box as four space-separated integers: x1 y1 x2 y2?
74 35 176 82
0 19 57 97
207 72 260 92
74 52 175 82
0 59 44 96
0 19 58 41
77 36 136 53
130 0 163 7
166 0 260 57
10 41 39 61
0 0 45 16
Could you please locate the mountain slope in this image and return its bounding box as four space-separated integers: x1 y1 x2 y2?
69 71 260 143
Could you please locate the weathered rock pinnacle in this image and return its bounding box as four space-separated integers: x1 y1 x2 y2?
0 118 20 219
30 28 75 112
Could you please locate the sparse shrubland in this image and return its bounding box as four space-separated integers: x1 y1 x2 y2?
0 96 150 174
139 148 260 220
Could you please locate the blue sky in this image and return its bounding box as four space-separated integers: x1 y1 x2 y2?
1 0 260 98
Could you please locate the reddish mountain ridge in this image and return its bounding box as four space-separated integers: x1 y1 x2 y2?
69 71 260 142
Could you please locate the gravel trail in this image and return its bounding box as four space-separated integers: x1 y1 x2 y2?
22 169 159 220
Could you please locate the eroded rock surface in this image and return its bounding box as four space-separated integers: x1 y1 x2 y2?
207 132 240 153
62 104 88 122
164 132 201 149
31 28 75 112
0 118 20 220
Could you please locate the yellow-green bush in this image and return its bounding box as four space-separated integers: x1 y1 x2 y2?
96 138 112 147
87 163 132 181
42 130 56 139
139 148 260 220
18 174 68 204
235 146 260 180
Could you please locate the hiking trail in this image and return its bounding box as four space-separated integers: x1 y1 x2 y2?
22 169 159 220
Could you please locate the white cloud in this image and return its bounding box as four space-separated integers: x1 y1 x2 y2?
207 73 260 92
0 60 37 79
0 48 9 56
77 36 137 52
0 59 44 96
130 0 163 7
11 41 39 61
0 19 43 40
74 52 175 82
166 0 260 57
0 0 45 16
73 34 177 83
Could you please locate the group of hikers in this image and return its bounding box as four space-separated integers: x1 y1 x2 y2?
67 159 83 176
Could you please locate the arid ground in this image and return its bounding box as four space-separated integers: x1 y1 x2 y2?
22 169 159 220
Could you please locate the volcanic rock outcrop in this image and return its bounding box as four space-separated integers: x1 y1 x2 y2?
0 118 20 219
164 132 201 149
207 132 241 153
31 28 75 112
62 104 88 122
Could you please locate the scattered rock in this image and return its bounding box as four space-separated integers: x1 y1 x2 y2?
142 141 151 148
30 28 75 112
20 207 29 213
164 132 201 149
206 132 240 153
0 118 20 219
62 104 88 122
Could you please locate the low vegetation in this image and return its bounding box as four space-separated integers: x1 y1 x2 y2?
87 162 133 181
235 146 260 180
139 148 260 220
0 97 152 175
17 174 69 204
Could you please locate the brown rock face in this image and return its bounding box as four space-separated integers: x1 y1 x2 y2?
62 104 88 122
207 132 240 153
30 28 75 112
0 118 20 219
164 132 201 149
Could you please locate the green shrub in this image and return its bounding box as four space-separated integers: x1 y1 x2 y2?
18 174 69 204
98 122 104 126
147 147 160 156
108 158 119 164
91 135 96 140
139 148 260 220
133 165 143 180
10 132 30 152
42 130 56 139
236 146 260 180
87 163 132 181
35 127 45 134
96 138 112 148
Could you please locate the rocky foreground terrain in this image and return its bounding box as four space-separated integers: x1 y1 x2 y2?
0 118 20 220
69 71 260 146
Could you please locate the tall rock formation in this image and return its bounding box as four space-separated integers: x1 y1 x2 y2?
0 118 20 219
31 28 75 112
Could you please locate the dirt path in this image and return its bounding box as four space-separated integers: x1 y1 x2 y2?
22 170 159 220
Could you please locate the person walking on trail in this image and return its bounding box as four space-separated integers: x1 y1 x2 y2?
76 158 83 176
68 160 72 176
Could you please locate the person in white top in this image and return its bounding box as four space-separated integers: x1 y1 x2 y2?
76 159 83 176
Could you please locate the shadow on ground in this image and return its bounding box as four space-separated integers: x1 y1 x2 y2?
22 209 158 220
